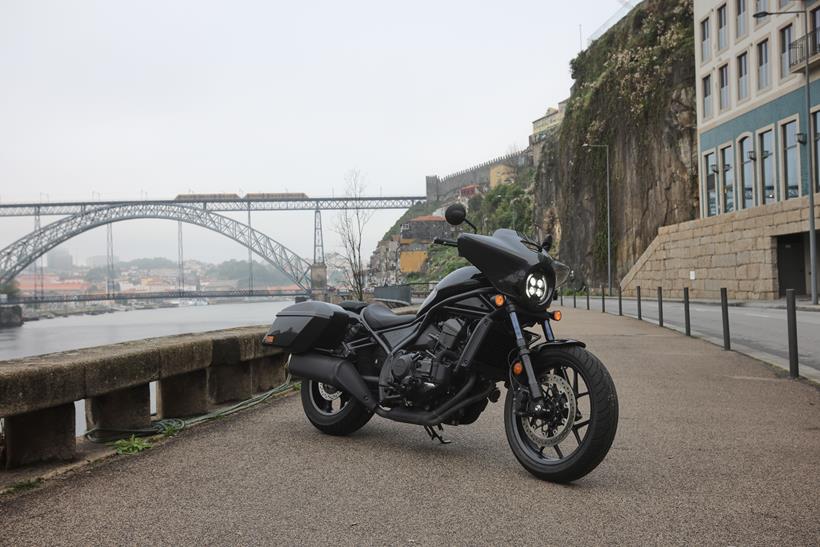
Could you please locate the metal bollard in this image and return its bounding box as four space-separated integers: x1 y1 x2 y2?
637 286 642 320
586 288 590 310
618 286 622 316
657 287 663 327
560 291 563 306
786 289 799 378
601 285 605 313
573 292 577 308
720 287 730 350
683 287 691 336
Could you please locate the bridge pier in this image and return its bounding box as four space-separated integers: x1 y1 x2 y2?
2 403 76 469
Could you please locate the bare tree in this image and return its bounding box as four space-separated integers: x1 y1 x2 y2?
334 169 373 300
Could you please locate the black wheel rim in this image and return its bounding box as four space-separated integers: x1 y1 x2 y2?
511 362 593 466
308 380 350 416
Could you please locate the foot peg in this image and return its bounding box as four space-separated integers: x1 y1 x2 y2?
424 424 452 444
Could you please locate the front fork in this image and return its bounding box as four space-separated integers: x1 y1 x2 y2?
507 303 554 411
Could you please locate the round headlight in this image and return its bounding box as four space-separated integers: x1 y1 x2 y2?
525 272 549 304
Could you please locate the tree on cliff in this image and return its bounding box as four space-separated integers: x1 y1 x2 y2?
0 280 20 298
334 169 373 300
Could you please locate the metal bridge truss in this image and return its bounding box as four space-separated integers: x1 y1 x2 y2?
0 196 426 217
0 203 313 290
8 288 307 305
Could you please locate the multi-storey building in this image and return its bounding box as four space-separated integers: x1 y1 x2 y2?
697 0 820 217
622 1 820 299
689 0 820 296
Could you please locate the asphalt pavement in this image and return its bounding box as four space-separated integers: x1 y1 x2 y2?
559 293 820 380
2 309 819 545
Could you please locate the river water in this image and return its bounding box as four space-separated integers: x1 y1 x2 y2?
0 301 291 434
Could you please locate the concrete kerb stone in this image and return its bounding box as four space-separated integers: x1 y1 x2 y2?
0 326 275 469
2 403 76 469
0 358 85 418
85 384 151 433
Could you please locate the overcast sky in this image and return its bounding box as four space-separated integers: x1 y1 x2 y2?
0 0 622 266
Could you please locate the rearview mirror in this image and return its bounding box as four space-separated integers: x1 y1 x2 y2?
542 234 554 252
444 203 466 226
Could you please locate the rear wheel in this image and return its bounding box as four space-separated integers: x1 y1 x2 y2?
504 345 618 483
300 380 373 436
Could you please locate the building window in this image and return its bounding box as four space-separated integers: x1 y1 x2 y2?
718 5 729 50
780 25 793 77
739 137 756 207
813 8 820 57
719 65 730 110
759 129 776 203
782 120 799 198
814 111 820 193
703 75 713 118
721 146 735 213
705 153 718 216
737 0 747 38
701 18 712 63
758 40 770 89
738 52 749 100
755 0 768 22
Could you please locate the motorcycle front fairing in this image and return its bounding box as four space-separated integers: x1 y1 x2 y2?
457 229 558 310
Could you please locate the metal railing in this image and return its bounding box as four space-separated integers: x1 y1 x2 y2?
558 285 808 380
789 29 820 69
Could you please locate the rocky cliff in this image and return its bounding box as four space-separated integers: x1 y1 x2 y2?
533 0 697 287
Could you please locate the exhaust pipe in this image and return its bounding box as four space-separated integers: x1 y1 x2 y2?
288 353 377 411
374 374 493 426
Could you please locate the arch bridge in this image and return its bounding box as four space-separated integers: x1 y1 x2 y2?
0 203 314 291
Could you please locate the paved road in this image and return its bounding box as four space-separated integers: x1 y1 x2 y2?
559 293 820 378
2 310 819 545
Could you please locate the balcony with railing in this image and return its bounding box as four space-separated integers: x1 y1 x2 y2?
789 29 820 73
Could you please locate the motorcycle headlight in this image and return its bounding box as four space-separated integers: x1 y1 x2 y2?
525 272 550 306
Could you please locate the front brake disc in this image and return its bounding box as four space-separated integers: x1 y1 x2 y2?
521 373 577 448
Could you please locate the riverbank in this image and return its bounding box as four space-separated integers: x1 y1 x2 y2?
0 306 23 328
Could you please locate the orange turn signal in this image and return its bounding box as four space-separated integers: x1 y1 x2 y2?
512 361 524 375
494 294 506 307
552 310 562 322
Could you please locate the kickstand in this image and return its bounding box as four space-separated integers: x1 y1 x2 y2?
423 424 452 444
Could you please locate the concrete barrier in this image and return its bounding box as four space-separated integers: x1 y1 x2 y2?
0 326 285 469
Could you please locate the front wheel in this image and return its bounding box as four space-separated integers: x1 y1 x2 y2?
504 345 618 483
300 379 373 436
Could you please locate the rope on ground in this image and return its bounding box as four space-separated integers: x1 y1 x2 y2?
84 374 297 443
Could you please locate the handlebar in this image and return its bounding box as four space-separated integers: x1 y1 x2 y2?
433 237 458 247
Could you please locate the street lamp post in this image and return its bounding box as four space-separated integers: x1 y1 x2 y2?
583 143 612 295
756 4 818 304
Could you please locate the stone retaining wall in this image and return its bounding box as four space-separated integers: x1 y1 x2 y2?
0 326 285 470
620 193 820 300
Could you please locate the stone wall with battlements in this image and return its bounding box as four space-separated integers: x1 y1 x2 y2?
426 151 531 202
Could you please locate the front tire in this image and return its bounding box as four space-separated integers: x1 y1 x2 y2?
504 345 618 483
300 379 373 436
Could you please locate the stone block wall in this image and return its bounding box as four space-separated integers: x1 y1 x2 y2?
620 194 820 300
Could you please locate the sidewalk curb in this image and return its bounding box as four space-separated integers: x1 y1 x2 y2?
581 295 820 313
617 312 820 386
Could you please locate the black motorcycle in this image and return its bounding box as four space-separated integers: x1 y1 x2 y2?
263 203 618 482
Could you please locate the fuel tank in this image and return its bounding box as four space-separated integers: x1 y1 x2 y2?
417 266 490 315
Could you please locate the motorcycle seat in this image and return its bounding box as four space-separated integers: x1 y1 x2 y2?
361 303 416 330
338 300 368 314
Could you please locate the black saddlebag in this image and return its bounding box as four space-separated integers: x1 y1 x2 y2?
262 301 351 354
